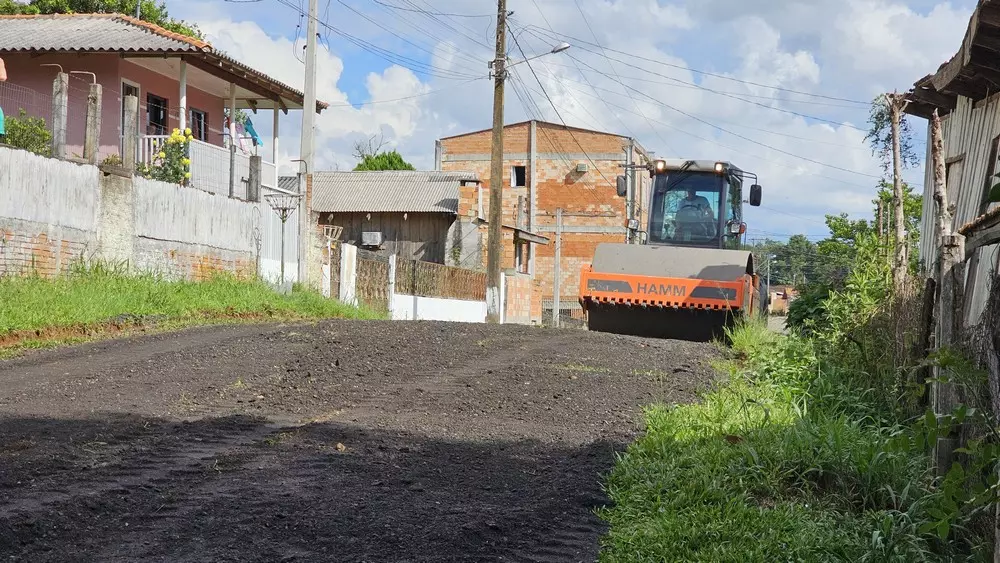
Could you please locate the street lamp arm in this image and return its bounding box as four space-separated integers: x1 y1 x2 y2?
505 42 570 68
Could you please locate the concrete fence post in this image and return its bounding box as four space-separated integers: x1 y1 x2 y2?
388 254 397 319
122 95 138 171
248 155 261 202
83 82 102 164
339 243 358 306
51 72 69 159
500 271 507 324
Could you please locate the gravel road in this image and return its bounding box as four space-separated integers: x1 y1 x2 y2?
0 320 720 562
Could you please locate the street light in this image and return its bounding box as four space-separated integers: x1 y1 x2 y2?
484 24 570 323
505 42 571 68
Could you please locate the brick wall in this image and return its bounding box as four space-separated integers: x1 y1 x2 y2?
440 120 642 316
0 224 93 277
503 271 533 324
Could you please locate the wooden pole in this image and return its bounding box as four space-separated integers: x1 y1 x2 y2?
932 110 952 246
877 199 884 241
51 72 68 159
888 92 909 293
83 82 102 164
486 0 508 323
930 109 965 475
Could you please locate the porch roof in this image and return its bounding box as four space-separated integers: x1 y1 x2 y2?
0 13 327 114
903 0 1000 119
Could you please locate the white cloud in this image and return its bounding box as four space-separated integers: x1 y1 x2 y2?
175 0 973 238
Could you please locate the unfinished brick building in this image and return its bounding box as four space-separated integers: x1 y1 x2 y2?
436 120 650 325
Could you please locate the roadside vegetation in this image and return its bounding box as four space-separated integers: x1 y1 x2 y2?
0 262 379 355
597 235 995 561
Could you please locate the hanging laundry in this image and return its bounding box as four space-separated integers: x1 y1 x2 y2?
244 117 263 148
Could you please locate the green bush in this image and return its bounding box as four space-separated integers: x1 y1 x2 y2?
2 109 51 156
598 236 994 562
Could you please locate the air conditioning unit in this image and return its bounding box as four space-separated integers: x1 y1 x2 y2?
576 163 589 173
361 231 383 247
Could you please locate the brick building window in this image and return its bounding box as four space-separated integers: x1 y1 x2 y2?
515 241 530 274
512 165 526 187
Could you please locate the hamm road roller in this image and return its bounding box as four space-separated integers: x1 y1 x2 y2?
579 159 766 342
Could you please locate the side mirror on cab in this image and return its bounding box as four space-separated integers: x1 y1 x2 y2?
616 175 627 197
749 184 762 207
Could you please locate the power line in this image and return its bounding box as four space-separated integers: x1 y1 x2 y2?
370 0 493 18
523 25 872 106
324 77 487 107
334 0 485 73
508 30 617 192
273 0 482 80
551 56 883 180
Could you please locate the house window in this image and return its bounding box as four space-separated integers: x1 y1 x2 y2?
146 93 168 135
189 108 208 142
512 165 526 187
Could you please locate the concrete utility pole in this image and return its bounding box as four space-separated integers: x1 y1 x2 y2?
298 0 319 285
485 0 508 324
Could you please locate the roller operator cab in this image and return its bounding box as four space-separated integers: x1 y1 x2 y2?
579 159 765 342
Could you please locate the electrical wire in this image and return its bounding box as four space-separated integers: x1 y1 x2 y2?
273 0 483 80
370 0 493 18
523 25 872 105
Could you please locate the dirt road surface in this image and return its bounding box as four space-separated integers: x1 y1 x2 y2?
0 320 720 562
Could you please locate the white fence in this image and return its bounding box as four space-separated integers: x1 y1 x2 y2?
256 185 300 285
137 136 276 200
332 245 507 323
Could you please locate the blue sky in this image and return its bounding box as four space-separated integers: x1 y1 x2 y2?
168 0 977 241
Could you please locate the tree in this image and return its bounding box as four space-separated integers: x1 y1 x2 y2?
0 0 202 39
353 133 387 161
866 93 920 292
353 150 415 172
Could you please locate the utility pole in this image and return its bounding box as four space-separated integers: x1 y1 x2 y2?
553 207 563 328
485 0 507 324
886 92 909 293
298 0 319 286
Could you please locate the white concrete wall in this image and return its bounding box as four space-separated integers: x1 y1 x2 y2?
0 148 99 231
0 145 267 280
391 294 487 323
134 176 256 251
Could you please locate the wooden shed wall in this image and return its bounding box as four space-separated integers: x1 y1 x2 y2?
321 211 454 264
919 94 1000 325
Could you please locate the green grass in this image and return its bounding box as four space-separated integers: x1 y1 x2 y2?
0 265 382 342
596 321 984 563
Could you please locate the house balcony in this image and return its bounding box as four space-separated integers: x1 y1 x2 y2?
137 134 278 199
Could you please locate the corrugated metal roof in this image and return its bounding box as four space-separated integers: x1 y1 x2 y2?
311 171 479 214
278 176 299 193
0 14 205 53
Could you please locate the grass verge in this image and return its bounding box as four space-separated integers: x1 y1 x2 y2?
0 267 382 357
596 319 989 562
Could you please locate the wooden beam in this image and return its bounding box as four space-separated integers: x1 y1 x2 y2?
909 87 957 111
182 54 286 108
246 98 258 113
964 221 1000 259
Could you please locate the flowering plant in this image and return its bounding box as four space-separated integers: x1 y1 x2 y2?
139 128 194 185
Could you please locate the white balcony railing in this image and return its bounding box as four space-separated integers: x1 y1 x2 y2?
135 135 276 199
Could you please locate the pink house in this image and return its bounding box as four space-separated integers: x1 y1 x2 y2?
0 13 326 194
